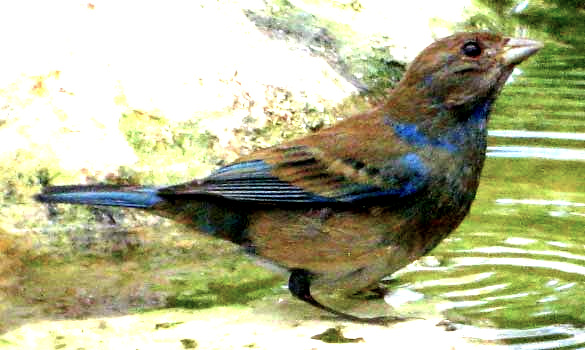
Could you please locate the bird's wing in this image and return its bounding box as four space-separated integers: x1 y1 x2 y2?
160 143 430 204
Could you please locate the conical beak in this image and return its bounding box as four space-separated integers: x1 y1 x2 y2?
500 38 544 66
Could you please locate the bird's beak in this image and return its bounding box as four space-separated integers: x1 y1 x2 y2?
500 38 544 66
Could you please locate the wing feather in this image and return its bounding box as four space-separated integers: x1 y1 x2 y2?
160 145 430 204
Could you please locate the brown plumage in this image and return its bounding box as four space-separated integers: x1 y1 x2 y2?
36 32 542 322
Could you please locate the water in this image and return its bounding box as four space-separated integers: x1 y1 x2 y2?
391 37 585 348
2 3 583 349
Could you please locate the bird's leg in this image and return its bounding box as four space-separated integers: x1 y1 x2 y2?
288 269 409 324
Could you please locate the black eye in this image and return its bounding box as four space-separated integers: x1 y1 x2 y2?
462 41 482 57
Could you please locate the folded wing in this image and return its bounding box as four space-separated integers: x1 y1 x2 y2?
160 145 430 205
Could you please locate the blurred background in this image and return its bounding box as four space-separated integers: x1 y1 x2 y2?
0 0 583 349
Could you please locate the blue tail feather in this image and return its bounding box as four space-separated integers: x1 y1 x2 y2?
35 185 163 208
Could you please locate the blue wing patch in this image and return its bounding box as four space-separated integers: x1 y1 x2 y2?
338 153 429 202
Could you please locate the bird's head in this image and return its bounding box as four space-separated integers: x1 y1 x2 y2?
397 32 543 110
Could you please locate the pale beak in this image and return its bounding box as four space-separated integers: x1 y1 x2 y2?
501 38 544 66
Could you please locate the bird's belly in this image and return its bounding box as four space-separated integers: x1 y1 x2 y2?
249 208 392 268
247 205 448 292
247 165 481 292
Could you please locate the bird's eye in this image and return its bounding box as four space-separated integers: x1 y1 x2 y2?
461 41 482 57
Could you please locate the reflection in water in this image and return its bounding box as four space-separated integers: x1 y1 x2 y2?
397 236 585 347
456 324 585 350
487 146 585 161
452 257 585 277
459 246 585 263
489 130 585 141
394 182 585 348
496 199 585 219
495 199 585 207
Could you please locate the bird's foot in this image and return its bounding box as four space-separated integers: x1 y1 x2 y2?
289 269 421 325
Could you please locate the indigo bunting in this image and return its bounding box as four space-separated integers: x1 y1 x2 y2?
36 32 542 322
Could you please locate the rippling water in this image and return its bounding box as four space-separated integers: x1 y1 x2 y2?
2 3 583 349
390 37 585 348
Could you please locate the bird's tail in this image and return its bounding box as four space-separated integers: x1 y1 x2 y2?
35 184 163 209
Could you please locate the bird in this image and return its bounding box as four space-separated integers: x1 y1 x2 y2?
35 32 542 323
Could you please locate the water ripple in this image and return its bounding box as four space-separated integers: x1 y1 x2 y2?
489 130 585 141
452 257 585 276
487 146 585 161
457 324 585 350
457 246 585 262
496 199 585 207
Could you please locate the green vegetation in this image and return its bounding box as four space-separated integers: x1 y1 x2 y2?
118 111 221 184
244 0 405 96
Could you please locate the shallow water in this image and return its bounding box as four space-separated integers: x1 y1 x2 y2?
2 4 583 348
392 38 585 348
